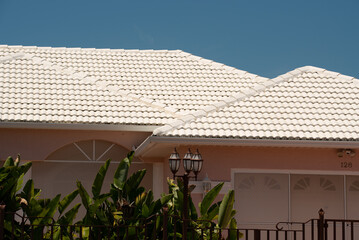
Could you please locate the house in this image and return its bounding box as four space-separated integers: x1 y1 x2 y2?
1 45 358 228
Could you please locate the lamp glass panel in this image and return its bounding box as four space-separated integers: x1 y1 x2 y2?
192 160 203 173
169 159 181 173
183 159 193 173
192 150 203 174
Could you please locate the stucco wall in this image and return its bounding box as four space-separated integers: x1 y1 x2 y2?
0 128 151 161
0 127 155 209
166 145 359 183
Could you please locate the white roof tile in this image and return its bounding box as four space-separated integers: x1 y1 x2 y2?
157 66 359 141
2 45 358 142
0 45 264 126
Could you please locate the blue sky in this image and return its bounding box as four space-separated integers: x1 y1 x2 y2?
0 0 358 78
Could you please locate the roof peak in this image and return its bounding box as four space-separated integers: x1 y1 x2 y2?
0 44 187 54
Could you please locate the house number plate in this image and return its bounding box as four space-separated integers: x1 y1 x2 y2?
341 162 353 168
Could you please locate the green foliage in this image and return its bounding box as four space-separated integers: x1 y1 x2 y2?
0 155 80 239
218 190 236 228
1 152 241 239
0 155 31 214
167 178 240 239
200 182 224 217
92 158 110 198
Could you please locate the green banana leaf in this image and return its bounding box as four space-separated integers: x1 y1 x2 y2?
3 156 14 167
58 189 79 215
218 190 235 228
33 194 61 225
200 182 224 216
77 181 92 210
124 169 146 199
58 203 81 225
92 159 110 198
113 152 134 190
228 218 243 240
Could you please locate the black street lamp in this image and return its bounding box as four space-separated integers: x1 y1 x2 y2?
168 148 203 240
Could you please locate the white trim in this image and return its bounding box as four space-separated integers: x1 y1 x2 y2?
96 144 115 161
135 136 359 157
231 168 359 222
42 160 147 164
73 142 92 161
0 122 159 132
344 175 347 219
288 174 291 222
231 168 359 177
93 140 96 161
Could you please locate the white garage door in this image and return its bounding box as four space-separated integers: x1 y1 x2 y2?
291 174 344 221
234 172 359 228
234 173 289 229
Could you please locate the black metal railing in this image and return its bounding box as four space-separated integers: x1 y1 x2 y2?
323 219 359 240
2 206 359 240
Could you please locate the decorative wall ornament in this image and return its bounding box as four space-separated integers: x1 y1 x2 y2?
337 149 356 158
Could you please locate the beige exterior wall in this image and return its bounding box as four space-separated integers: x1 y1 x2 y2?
0 128 151 161
0 127 155 206
155 145 359 223
168 145 359 182
138 144 359 201
2 127 359 223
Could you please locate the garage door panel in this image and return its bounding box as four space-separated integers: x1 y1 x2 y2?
346 176 359 219
291 174 344 221
234 172 349 228
235 173 289 225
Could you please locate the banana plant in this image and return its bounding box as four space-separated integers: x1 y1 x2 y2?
0 155 32 238
1 155 81 240
75 158 112 239
167 178 242 239
110 152 146 217
108 151 173 239
0 155 31 213
20 174 81 239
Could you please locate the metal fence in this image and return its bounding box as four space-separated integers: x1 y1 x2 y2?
1 207 357 240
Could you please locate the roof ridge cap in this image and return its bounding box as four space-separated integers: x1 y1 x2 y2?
180 50 255 75
296 65 327 72
153 75 276 136
23 53 182 119
270 67 308 84
290 65 358 83
2 44 182 52
153 67 320 136
0 52 25 63
323 69 356 82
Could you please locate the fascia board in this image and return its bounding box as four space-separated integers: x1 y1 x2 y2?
135 136 359 156
134 136 155 157
0 122 159 132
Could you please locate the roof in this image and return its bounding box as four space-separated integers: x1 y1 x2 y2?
153 66 359 142
0 45 265 130
1 45 358 146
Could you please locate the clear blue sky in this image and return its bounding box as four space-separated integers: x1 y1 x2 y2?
0 0 358 78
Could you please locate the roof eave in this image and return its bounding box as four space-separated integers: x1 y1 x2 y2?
135 135 359 157
0 121 159 132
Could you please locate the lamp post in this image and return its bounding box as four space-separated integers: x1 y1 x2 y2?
168 148 203 240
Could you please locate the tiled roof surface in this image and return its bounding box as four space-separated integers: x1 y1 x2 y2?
0 50 171 125
0 45 265 126
2 45 358 142
155 66 359 141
